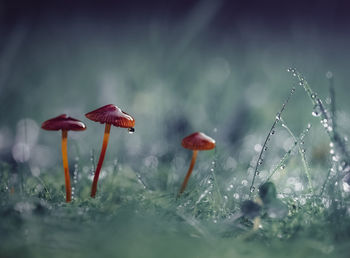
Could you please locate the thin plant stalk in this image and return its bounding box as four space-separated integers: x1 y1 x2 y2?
91 123 111 198
61 130 71 202
293 70 349 160
179 150 198 195
281 119 314 193
265 149 292 182
249 87 295 197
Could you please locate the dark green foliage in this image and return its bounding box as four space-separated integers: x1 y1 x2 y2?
259 182 277 205
241 200 261 219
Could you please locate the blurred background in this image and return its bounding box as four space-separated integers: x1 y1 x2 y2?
0 0 350 191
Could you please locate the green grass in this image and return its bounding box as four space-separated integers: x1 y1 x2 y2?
1 24 350 256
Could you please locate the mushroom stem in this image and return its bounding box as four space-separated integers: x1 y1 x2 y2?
91 123 111 197
179 150 198 195
61 130 71 202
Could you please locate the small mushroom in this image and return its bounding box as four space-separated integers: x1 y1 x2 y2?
178 132 215 196
85 104 135 198
41 114 86 202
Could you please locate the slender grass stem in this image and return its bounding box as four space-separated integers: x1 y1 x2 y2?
265 149 292 182
249 87 295 197
281 119 313 193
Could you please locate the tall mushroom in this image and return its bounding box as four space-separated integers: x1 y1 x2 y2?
41 114 86 202
85 104 135 198
179 132 215 196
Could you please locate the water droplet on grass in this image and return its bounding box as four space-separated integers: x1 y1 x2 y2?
241 180 248 186
342 173 350 192
276 113 281 120
312 105 321 117
312 111 320 117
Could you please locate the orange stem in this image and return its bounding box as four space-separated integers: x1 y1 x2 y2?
91 123 111 197
61 130 71 202
178 150 198 196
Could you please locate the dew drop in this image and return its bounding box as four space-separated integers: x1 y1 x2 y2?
241 180 248 186
311 93 317 99
326 71 333 79
271 130 275 135
312 111 320 117
312 105 321 117
250 186 255 193
258 159 263 165
233 193 239 199
276 113 281 121
280 165 286 170
291 88 296 93
128 127 135 134
298 80 304 86
342 173 350 192
301 149 306 153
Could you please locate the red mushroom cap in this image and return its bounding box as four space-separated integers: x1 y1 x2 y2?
41 114 86 131
85 104 135 128
182 132 216 151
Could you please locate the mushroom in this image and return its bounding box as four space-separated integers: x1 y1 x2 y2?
41 114 86 202
85 104 135 198
179 132 215 196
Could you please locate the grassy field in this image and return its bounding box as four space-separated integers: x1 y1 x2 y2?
1 8 350 257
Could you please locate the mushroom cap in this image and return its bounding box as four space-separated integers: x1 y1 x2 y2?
181 132 216 151
85 104 135 128
41 114 86 131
